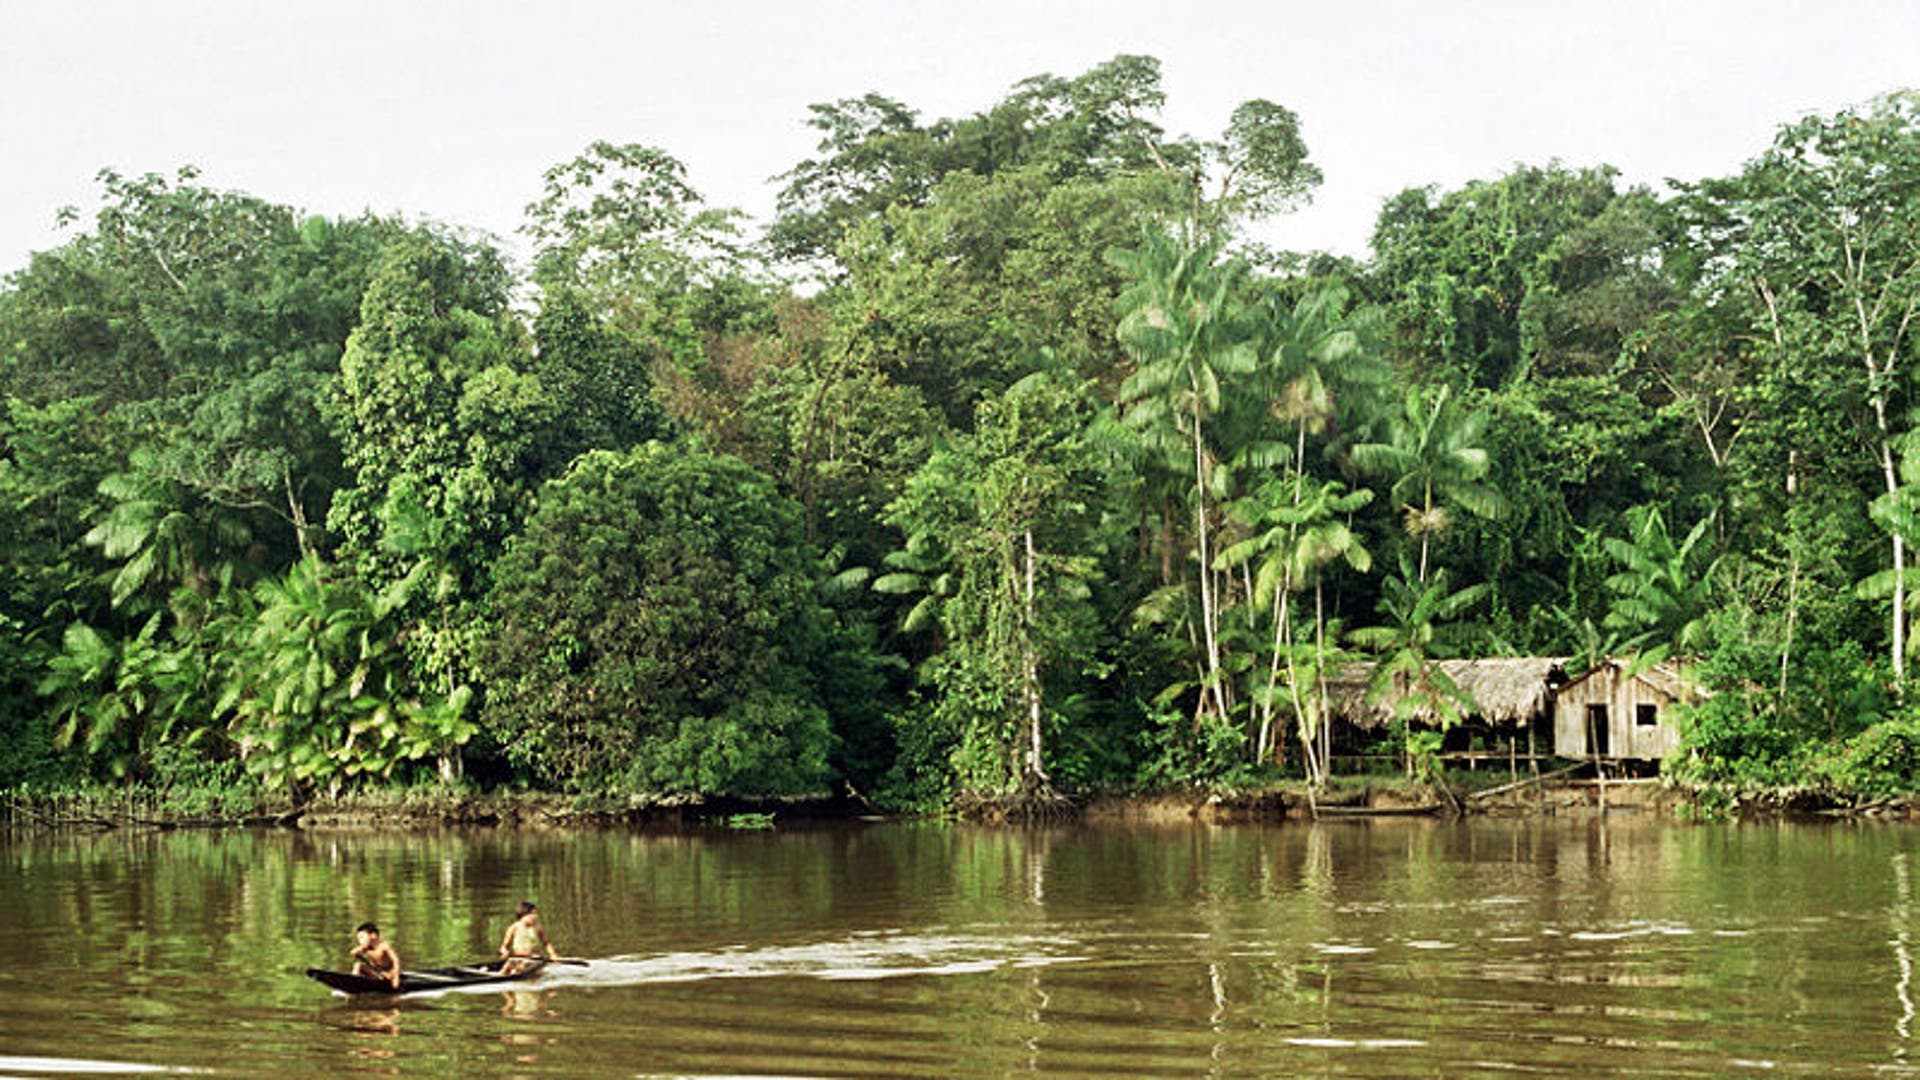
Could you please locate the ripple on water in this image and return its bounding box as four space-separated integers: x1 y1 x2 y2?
0 1057 200 1075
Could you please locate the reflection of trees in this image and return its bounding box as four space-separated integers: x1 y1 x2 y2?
1895 853 1913 1048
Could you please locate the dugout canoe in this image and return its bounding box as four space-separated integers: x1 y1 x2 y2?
305 957 546 995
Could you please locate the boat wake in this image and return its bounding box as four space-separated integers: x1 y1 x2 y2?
535 930 1083 992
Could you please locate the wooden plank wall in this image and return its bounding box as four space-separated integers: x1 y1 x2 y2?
1551 669 1682 760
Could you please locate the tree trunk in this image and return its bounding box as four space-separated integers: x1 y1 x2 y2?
1020 530 1048 784
1191 399 1229 721
1879 430 1906 681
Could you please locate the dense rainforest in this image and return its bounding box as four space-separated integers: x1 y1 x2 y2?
5 57 1920 813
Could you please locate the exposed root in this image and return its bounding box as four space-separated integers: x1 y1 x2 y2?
956 783 1078 824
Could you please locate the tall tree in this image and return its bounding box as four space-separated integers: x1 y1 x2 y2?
1112 229 1253 724
880 365 1109 800
327 232 547 722
1687 92 1920 678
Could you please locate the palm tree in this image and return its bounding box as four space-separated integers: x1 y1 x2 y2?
1349 556 1490 778
1219 475 1372 783
1111 227 1254 723
1256 282 1388 478
85 453 252 608
1351 385 1507 583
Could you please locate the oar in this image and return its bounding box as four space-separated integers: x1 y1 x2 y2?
505 954 590 967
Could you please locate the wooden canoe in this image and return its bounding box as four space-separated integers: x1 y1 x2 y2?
1312 803 1445 817
306 957 546 995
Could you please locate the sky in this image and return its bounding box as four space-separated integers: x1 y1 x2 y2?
3 0 1917 276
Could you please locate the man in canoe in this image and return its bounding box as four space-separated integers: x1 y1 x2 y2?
498 901 562 973
351 922 403 990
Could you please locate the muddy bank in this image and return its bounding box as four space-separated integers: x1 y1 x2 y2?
7 777 1916 832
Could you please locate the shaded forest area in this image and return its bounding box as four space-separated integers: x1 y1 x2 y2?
4 57 1919 813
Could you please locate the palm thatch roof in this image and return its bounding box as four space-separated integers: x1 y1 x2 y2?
1326 657 1569 731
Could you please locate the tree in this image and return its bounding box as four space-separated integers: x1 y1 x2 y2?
1349 557 1490 779
1600 505 1721 661
326 232 548 714
1688 92 1920 679
7 172 403 560
523 141 751 297
216 556 473 795
769 55 1173 264
880 364 1110 801
1352 384 1508 583
1218 475 1372 783
1212 280 1385 779
828 165 1183 428
1112 228 1253 725
479 444 835 795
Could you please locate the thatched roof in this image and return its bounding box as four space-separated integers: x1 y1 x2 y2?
1327 657 1569 730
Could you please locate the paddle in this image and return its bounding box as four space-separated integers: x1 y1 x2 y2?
506 954 590 967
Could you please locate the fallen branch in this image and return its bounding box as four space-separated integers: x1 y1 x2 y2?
1464 762 1585 802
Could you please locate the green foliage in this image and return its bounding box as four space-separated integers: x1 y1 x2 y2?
9 80 1920 808
769 55 1178 262
523 141 751 296
1351 384 1507 582
480 444 836 796
1350 557 1489 775
1133 703 1262 791
1601 505 1721 659
527 288 670 469
881 364 1112 797
38 614 210 780
832 165 1181 427
1817 711 1920 801
217 556 474 795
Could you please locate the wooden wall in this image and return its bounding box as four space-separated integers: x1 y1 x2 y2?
1551 667 1683 761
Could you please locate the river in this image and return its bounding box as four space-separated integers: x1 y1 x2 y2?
0 815 1913 1077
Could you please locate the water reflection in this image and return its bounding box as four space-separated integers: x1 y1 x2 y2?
5 819 1920 1077
1897 852 1915 1050
499 988 557 1019
346 1007 400 1036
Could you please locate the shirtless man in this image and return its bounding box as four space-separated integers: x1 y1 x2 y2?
498 901 561 973
351 922 403 990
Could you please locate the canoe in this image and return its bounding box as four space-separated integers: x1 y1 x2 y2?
305 957 546 995
1313 803 1444 817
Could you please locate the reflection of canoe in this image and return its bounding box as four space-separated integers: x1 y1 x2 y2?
306 957 545 995
1313 804 1444 817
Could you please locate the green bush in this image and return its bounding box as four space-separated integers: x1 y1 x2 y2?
1817 712 1920 801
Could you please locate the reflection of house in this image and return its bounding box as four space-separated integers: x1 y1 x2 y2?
1327 658 1568 754
1551 658 1700 761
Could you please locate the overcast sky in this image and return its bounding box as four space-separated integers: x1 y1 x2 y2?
3 1 1916 276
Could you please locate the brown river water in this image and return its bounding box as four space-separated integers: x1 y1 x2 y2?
0 815 1915 1078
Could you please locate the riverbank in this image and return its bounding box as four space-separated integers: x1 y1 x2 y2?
5 773 1916 832
0 787 843 832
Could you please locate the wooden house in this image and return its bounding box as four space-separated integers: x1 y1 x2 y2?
1551 658 1700 761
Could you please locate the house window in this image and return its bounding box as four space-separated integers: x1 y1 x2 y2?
1635 704 1659 728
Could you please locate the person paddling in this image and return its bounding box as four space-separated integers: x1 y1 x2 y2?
351 922 403 990
499 901 561 973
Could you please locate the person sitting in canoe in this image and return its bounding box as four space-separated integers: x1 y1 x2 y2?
498 901 562 973
351 922 402 990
